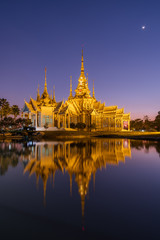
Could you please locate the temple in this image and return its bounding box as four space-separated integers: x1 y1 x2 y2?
22 50 130 131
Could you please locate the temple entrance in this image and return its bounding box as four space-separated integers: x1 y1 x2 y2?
123 121 128 130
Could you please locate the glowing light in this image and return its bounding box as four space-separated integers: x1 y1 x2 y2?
141 25 146 30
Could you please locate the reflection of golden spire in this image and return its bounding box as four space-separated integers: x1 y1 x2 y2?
93 172 95 192
92 80 95 98
81 48 84 74
52 170 56 188
36 173 39 190
69 172 72 196
81 194 85 231
42 173 48 207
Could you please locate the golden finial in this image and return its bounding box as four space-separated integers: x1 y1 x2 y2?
81 48 84 74
53 85 56 102
50 90 52 99
86 73 88 86
69 76 73 99
41 66 49 98
45 67 47 88
93 80 95 98
37 84 40 102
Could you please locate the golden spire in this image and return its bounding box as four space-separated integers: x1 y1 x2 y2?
69 76 73 99
37 84 40 102
41 67 49 100
50 90 52 100
43 67 48 94
81 48 84 74
53 85 56 102
92 80 95 98
75 49 91 97
45 66 47 89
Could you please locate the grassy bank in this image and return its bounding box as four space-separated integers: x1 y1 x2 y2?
1 130 160 141
41 130 160 141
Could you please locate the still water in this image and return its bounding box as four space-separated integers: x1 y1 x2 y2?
0 139 160 239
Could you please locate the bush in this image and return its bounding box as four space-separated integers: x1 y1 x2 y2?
76 122 86 130
90 123 96 130
44 123 49 129
70 122 76 129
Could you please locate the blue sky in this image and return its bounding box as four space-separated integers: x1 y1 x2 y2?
1 0 160 119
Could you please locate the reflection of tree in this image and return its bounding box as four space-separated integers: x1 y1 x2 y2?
130 140 160 156
0 142 31 175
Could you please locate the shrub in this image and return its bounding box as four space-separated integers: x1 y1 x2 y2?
76 122 86 130
70 122 76 129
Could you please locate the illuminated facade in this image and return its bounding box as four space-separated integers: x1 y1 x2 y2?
22 50 130 131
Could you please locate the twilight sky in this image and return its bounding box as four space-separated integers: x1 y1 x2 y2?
1 0 160 119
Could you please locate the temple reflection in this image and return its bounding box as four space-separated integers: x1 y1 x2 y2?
23 139 131 215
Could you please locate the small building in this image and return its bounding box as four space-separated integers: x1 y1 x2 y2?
22 50 130 131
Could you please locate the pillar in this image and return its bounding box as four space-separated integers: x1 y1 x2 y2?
58 115 60 128
128 121 130 131
114 118 116 131
35 112 37 129
68 114 70 128
121 119 123 131
108 118 110 131
52 113 54 127
64 114 66 128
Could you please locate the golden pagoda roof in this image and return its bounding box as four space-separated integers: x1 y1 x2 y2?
74 49 91 98
116 108 124 114
104 106 118 111
23 101 35 113
54 101 63 113
30 98 41 111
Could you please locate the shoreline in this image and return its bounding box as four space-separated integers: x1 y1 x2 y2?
41 130 160 141
1 131 160 141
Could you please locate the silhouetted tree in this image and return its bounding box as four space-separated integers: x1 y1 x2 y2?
154 112 160 131
11 105 20 119
76 122 86 130
70 122 76 129
90 123 96 131
0 98 10 119
130 118 143 131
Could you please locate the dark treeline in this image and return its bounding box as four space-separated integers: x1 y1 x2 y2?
131 112 160 131
0 98 31 131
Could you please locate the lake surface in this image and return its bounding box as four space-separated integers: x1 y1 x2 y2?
0 139 160 239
